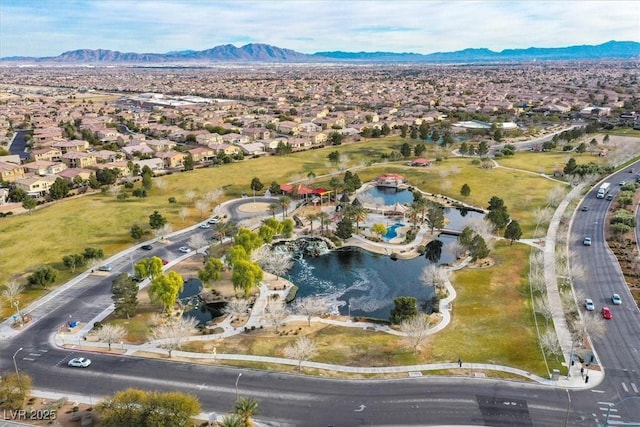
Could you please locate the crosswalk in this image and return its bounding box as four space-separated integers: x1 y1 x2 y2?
595 382 640 425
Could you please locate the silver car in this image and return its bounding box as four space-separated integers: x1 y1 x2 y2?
584 299 595 311
68 357 91 368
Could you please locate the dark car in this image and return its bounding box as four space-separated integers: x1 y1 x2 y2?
580 206 589 212
141 244 153 250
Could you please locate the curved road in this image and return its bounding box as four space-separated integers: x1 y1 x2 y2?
2 173 640 425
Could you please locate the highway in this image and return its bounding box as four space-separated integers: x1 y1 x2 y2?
2 173 640 425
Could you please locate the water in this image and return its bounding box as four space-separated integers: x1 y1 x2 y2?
180 278 226 325
383 223 405 240
364 186 414 205
287 236 458 320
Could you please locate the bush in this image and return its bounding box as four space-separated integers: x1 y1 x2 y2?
168 197 177 204
285 285 299 303
93 321 103 330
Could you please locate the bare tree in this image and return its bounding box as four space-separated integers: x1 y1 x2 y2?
195 199 210 218
546 186 568 208
205 188 223 204
188 234 208 254
154 223 173 240
108 185 121 198
573 314 606 345
96 324 126 351
283 336 317 371
444 239 467 259
151 316 199 358
470 218 495 246
534 296 554 326
400 314 432 354
263 300 288 333
155 178 168 194
253 248 294 281
539 330 562 361
295 297 327 326
178 207 189 223
2 281 24 322
419 264 447 291
532 207 552 227
222 297 250 322
184 190 196 205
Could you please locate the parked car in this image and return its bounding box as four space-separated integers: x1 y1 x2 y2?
141 244 153 250
583 237 592 246
601 306 613 319
199 223 211 229
612 293 622 305
97 265 112 272
178 246 191 253
68 357 91 368
584 298 595 311
580 206 589 212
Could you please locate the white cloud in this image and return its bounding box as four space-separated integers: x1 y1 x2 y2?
1 0 638 57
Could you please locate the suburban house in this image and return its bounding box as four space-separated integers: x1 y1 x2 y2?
23 160 68 176
56 168 94 183
31 147 63 162
0 161 26 182
195 132 223 145
209 143 241 156
52 139 89 154
134 158 164 174
121 143 155 159
145 139 176 153
238 143 266 156
187 146 217 163
93 150 122 163
15 176 58 197
242 127 271 141
155 150 185 169
93 161 130 176
277 121 301 135
61 152 97 168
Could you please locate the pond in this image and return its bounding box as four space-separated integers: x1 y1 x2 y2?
287 235 458 320
363 186 414 205
180 278 226 325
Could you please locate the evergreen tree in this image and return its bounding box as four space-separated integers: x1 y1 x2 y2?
112 273 139 318
389 296 418 324
504 220 523 245
335 216 354 239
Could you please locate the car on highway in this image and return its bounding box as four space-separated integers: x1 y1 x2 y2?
580 206 589 212
601 306 613 319
583 237 592 246
207 216 220 224
605 194 614 201
612 293 622 305
68 357 91 368
141 244 153 250
97 265 112 272
178 246 191 253
584 298 595 311
619 181 626 186
199 223 211 229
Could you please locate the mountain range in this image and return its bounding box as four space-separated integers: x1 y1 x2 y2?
2 41 638 64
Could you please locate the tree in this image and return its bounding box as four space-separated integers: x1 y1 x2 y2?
235 228 263 255
267 203 279 219
460 183 471 198
294 297 327 326
96 324 126 350
149 210 167 230
371 223 387 240
83 247 104 261
49 177 70 200
263 299 288 332
62 253 85 273
21 195 37 214
198 257 224 284
98 388 200 427
222 297 250 321
419 264 447 291
278 196 291 219
130 224 144 241
111 273 139 318
183 154 195 170
504 220 523 245
400 314 431 353
234 397 259 427
135 256 164 280
27 265 58 289
389 296 418 324
477 140 489 156
425 203 445 234
141 169 153 191
250 177 264 196
253 247 294 280
194 199 209 218
231 259 263 298
486 196 510 230
148 271 184 313
1 281 24 320
346 205 367 234
151 316 199 358
327 150 340 165
188 234 207 253
335 216 354 239
539 330 562 361
400 142 412 158
317 211 330 235
283 336 317 371
469 234 490 260
0 371 32 410
563 157 578 175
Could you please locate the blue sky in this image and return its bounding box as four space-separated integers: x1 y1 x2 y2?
1 0 638 57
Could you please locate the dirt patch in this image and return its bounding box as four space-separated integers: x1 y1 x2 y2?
17 398 100 426
237 202 270 213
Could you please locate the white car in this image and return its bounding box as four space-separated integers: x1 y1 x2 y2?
584 298 595 311
178 246 191 253
207 217 220 224
612 293 622 305
68 357 91 368
199 223 211 229
583 237 592 246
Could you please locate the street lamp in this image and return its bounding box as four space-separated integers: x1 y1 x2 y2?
13 347 23 391
235 373 242 401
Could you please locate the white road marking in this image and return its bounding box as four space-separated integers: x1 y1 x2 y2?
631 383 639 393
354 405 366 412
622 382 629 392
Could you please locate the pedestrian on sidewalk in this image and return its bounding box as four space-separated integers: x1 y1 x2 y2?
458 358 462 368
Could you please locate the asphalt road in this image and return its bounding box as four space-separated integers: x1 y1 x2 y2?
2 172 640 425
7 130 30 161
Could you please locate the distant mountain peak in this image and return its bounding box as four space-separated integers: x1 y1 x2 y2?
2 41 638 64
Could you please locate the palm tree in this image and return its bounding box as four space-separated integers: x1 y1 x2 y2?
305 212 318 234
317 211 330 235
351 206 367 235
267 203 279 219
234 397 259 427
278 196 290 219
